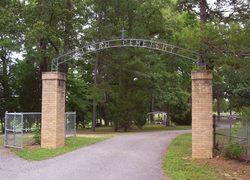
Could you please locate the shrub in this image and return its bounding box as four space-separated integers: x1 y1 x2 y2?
231 121 242 137
224 143 245 159
33 123 41 145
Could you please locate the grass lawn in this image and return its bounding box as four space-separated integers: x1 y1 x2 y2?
141 124 190 131
78 124 191 135
13 136 108 161
163 134 222 180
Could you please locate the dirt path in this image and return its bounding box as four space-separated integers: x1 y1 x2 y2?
0 130 190 180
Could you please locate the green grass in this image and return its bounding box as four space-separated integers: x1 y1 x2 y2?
141 124 190 131
78 124 191 134
13 136 108 161
163 134 221 180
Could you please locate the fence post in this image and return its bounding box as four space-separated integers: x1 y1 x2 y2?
21 113 23 148
4 111 7 147
64 113 67 138
246 121 249 158
74 112 77 137
13 113 16 147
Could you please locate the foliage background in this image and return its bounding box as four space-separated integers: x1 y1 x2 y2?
0 0 249 132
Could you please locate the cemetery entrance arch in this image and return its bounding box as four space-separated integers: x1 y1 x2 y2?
42 38 213 159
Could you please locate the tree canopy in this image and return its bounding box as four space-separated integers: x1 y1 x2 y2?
0 0 249 132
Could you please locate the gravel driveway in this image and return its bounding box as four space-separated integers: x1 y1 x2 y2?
0 130 190 180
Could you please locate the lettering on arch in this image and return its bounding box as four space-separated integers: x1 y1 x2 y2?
51 38 198 71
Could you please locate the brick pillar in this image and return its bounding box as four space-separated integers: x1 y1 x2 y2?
41 72 66 149
191 70 213 158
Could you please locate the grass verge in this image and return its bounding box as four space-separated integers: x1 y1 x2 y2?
163 134 222 180
78 125 191 135
13 136 108 161
141 125 190 132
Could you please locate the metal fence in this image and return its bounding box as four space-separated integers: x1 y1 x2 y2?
4 113 23 148
4 112 76 148
65 112 77 137
213 115 249 161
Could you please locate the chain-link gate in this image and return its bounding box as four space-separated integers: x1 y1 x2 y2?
4 112 76 148
23 112 41 132
65 112 76 137
4 113 23 148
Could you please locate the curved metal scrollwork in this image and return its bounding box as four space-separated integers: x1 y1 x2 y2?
51 38 199 71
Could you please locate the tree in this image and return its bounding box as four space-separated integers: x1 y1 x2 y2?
0 0 249 134
66 68 89 128
0 1 24 132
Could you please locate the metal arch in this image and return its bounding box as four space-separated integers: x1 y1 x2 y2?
51 38 199 71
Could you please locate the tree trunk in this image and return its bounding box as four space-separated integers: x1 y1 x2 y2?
102 105 109 126
61 0 73 73
216 95 221 117
92 101 97 131
199 0 207 67
92 51 99 131
39 39 48 72
149 94 154 123
166 103 171 127
124 125 128 132
229 99 232 115
114 121 118 132
1 53 12 132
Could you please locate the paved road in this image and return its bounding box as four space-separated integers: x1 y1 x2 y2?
0 130 190 180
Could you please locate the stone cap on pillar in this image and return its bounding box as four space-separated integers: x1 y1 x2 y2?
191 70 212 80
42 72 66 81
